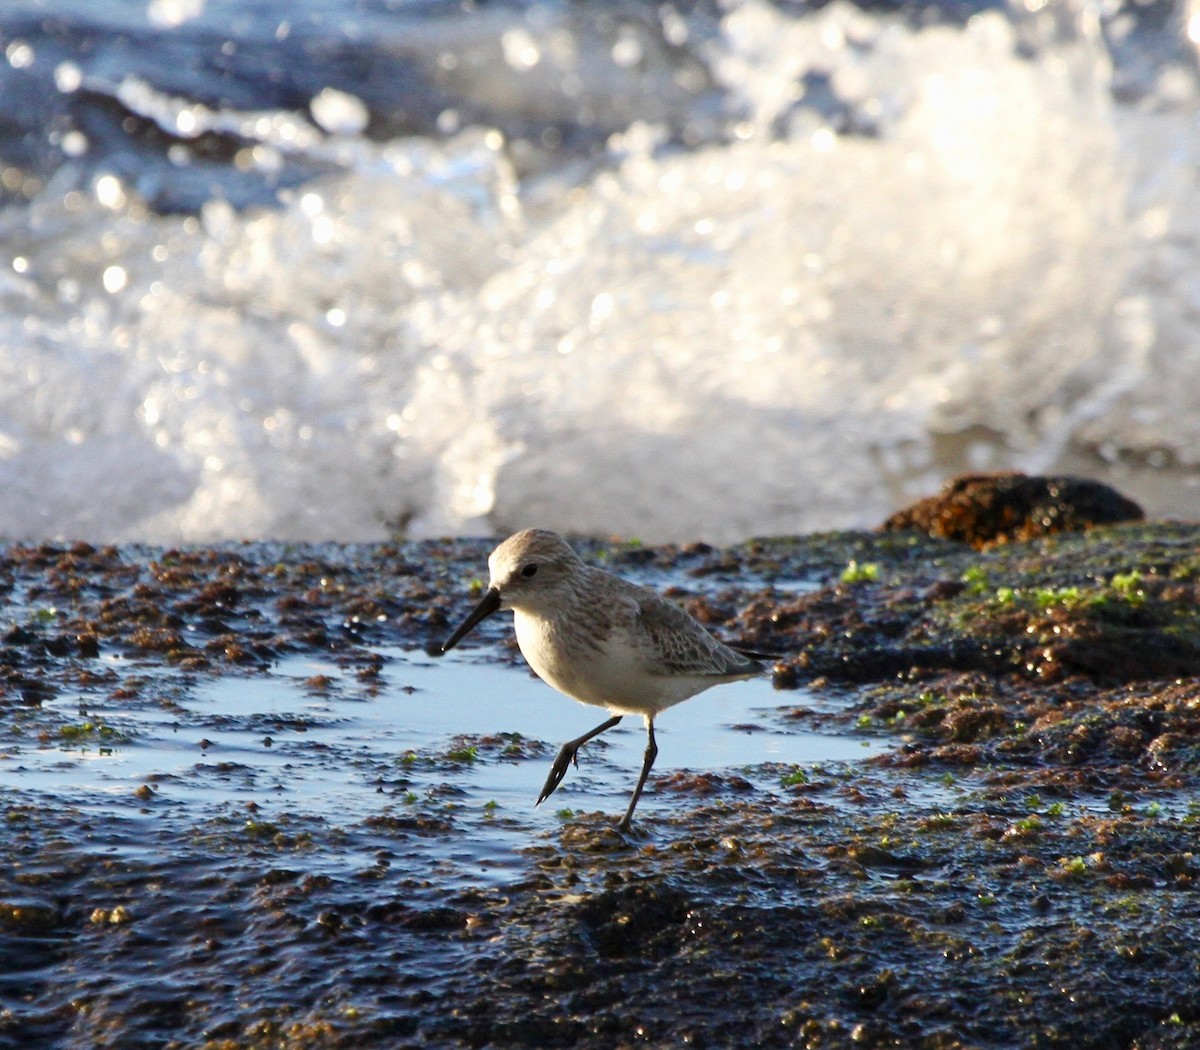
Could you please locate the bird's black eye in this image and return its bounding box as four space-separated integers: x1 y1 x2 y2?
521 563 538 578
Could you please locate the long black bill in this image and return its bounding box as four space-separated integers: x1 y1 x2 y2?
440 586 501 654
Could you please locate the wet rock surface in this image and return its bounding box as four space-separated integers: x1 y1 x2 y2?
2 525 1200 1049
881 472 1145 548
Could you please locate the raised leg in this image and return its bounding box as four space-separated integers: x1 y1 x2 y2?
536 715 622 806
618 719 658 833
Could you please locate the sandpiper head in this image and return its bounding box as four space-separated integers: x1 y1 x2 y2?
439 529 583 653
485 529 583 612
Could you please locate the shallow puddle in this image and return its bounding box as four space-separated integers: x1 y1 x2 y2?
0 646 885 844
399 648 884 819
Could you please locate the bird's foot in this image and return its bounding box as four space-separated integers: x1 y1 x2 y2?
535 742 579 806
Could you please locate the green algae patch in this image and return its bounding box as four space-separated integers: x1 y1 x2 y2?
927 559 1200 682
398 732 548 772
58 720 132 744
748 524 1200 782
756 524 1200 688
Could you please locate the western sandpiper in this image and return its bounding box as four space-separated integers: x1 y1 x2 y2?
439 529 766 831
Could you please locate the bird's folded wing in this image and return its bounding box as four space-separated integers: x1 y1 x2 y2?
634 591 760 677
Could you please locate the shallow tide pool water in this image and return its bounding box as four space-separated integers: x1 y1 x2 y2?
0 645 885 881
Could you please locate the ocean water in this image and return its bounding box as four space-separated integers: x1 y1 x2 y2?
1 0 1198 543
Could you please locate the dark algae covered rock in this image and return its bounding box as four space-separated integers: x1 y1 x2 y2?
881 472 1144 548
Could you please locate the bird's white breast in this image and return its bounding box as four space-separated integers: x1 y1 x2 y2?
513 608 720 717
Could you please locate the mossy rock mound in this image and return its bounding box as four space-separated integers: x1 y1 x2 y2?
882 473 1143 549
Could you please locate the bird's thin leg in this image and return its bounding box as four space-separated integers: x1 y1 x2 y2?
618 718 658 833
537 715 622 806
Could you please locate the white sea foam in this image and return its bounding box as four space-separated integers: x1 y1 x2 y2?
1 0 1198 542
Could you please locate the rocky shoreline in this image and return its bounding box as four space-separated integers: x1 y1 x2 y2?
2 513 1199 1048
